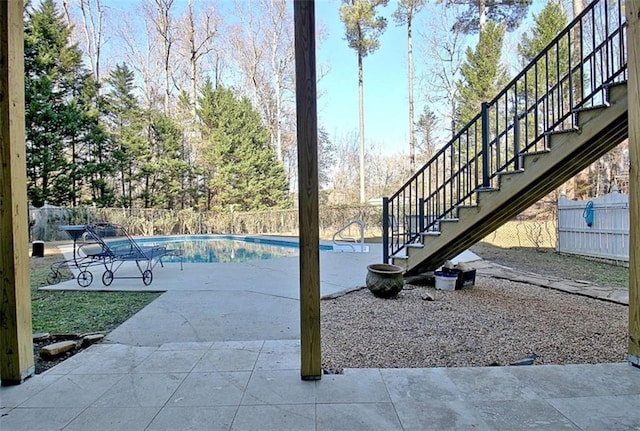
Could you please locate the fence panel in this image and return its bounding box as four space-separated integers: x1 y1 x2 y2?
557 189 629 263
28 205 384 242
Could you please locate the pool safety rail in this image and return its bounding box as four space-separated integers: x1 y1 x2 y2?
47 223 182 287
332 219 366 252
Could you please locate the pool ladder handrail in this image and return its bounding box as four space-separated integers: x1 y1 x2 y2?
332 219 366 252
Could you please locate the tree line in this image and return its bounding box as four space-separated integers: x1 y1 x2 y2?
25 0 627 213
25 0 305 211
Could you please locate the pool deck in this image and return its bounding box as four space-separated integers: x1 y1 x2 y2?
2 242 639 430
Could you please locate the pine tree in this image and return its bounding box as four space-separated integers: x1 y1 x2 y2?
518 0 568 103
24 0 108 207
105 63 143 207
149 113 190 210
446 0 531 34
456 20 509 127
197 82 290 211
339 0 388 203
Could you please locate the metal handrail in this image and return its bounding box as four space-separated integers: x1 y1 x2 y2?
333 219 366 252
384 0 628 263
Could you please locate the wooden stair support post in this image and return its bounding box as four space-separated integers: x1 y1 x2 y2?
294 0 321 380
628 0 640 367
0 0 35 385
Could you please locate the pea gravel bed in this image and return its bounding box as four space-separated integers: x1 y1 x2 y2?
320 275 628 373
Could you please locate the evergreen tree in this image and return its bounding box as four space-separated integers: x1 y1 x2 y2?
455 20 509 127
149 113 190 210
197 82 290 211
446 0 531 34
24 0 108 207
518 0 568 102
105 63 146 207
518 1 567 60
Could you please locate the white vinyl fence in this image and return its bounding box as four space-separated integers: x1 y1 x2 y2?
557 187 629 263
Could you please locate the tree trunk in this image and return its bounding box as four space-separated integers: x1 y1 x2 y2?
358 52 366 204
188 0 197 118
478 0 486 30
407 13 415 172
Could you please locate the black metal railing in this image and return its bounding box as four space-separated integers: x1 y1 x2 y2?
383 0 628 263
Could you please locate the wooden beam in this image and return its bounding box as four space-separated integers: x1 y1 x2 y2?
628 0 640 367
293 0 321 380
0 0 35 385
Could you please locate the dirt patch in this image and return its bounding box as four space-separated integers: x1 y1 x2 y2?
33 335 100 374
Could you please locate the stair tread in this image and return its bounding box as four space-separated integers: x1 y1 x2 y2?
497 169 524 176
405 243 424 248
545 127 579 136
522 149 550 156
421 231 441 236
573 103 609 113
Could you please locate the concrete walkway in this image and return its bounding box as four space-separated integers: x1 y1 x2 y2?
2 243 639 430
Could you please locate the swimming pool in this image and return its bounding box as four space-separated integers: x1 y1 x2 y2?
113 235 333 264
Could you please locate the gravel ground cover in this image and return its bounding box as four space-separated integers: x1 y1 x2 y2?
320 275 628 373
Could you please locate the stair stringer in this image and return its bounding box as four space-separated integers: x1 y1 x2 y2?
399 84 628 275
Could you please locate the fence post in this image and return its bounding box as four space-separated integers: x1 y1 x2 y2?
382 197 389 264
481 102 490 188
626 0 640 368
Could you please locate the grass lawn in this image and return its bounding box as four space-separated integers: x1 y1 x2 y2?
30 243 161 335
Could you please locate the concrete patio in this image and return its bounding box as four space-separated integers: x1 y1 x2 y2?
1 243 639 430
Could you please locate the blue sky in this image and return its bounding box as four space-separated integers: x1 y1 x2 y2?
82 0 545 156
314 0 546 155
315 0 418 155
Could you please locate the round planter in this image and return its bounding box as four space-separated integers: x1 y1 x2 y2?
366 263 404 298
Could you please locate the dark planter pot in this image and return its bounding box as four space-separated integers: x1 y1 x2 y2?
366 263 404 298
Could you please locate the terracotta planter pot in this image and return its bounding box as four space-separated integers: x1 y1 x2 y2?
366 263 404 298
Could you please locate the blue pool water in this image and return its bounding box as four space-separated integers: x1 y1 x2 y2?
113 235 333 264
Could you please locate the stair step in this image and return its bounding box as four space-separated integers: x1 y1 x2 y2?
421 231 441 237
545 127 579 136
497 169 524 177
475 187 497 193
438 218 459 223
405 242 424 249
522 149 551 157
573 103 610 114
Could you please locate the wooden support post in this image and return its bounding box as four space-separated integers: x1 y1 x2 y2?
0 0 35 385
628 0 640 368
294 0 321 380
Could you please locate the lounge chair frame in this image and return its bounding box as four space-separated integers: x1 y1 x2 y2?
48 223 181 287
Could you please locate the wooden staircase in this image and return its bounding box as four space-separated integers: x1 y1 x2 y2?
393 83 629 276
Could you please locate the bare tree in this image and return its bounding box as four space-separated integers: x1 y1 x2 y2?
62 0 107 84
419 2 465 139
329 132 361 204
176 0 220 117
144 0 177 115
114 9 162 110
230 0 295 165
